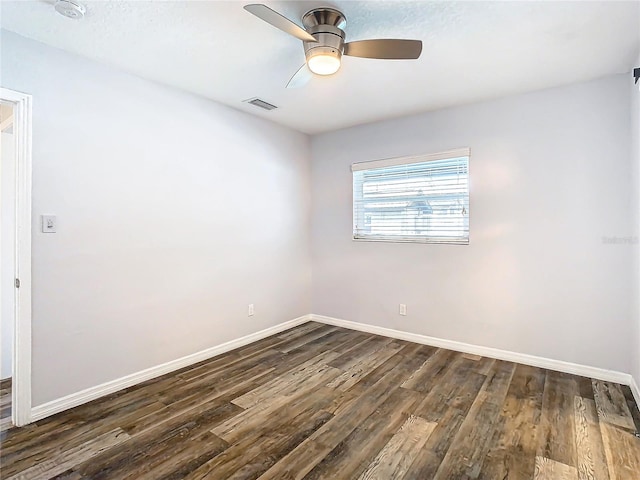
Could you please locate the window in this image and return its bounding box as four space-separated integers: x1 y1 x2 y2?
352 148 469 244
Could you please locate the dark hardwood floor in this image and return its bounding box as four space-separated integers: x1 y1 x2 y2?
1 322 639 479
0 378 11 434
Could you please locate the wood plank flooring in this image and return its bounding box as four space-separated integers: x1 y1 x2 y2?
1 322 639 479
0 378 12 434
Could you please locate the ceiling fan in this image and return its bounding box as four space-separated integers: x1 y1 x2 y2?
244 4 423 88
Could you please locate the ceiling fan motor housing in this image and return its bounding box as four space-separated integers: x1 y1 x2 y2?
302 8 347 65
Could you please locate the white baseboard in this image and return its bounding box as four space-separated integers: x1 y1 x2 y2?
31 315 311 422
311 314 634 387
29 312 639 423
631 376 640 411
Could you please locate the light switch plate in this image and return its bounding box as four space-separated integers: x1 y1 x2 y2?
42 215 57 233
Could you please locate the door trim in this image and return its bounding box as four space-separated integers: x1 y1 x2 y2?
1 87 33 427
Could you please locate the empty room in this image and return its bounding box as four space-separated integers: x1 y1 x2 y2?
1 0 639 479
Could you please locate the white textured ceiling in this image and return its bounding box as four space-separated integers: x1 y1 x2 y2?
1 1 639 134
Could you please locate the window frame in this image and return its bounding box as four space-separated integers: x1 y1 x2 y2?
351 148 470 245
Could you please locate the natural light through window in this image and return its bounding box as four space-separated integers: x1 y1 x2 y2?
352 149 470 244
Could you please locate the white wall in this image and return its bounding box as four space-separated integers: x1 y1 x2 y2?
631 54 640 389
1 31 312 406
1 128 16 380
311 75 633 373
0 29 636 409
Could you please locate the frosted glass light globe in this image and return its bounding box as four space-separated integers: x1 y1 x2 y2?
307 54 341 75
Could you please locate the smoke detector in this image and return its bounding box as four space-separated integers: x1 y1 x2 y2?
54 0 86 20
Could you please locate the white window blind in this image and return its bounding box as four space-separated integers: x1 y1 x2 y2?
352 148 469 244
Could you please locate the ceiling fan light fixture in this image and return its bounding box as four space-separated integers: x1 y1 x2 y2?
307 53 341 75
243 4 423 88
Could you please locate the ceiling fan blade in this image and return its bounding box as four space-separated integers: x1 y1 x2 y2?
343 39 422 59
244 4 317 43
286 64 313 89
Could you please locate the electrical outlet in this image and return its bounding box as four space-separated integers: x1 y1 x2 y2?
399 304 407 316
248 304 254 316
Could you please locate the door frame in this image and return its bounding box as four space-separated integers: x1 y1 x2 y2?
1 87 32 427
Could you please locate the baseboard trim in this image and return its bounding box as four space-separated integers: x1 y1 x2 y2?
311 314 633 386
31 315 311 422
631 376 640 411
29 313 638 423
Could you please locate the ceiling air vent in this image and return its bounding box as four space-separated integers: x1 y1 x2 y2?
244 98 278 111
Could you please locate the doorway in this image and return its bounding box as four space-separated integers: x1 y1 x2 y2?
1 101 16 433
0 87 32 428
